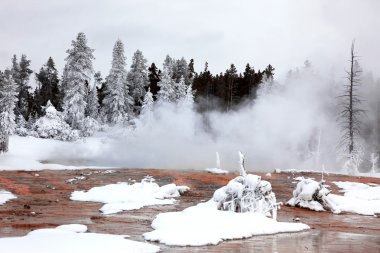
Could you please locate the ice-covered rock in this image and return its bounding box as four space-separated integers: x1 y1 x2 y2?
287 177 340 213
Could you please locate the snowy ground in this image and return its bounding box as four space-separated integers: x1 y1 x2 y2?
71 177 189 214
205 168 229 174
0 189 16 205
0 135 112 170
329 181 380 216
144 200 309 246
287 177 380 216
0 224 159 253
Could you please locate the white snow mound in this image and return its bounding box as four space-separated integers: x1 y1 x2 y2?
0 225 159 253
70 176 189 214
288 178 380 216
144 173 309 246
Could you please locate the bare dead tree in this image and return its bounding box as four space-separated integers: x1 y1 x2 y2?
338 41 365 160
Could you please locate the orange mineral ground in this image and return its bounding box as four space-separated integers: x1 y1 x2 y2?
0 168 379 252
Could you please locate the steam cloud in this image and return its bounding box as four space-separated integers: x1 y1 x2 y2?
44 65 379 172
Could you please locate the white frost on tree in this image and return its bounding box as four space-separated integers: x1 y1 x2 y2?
163 55 175 76
33 101 79 141
62 32 95 129
0 71 18 153
139 88 154 126
127 50 148 114
173 57 191 85
80 116 100 137
212 152 280 220
15 115 28 137
156 65 175 104
85 84 99 120
173 76 187 102
102 40 132 125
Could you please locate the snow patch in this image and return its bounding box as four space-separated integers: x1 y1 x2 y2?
70 176 189 214
0 225 159 253
144 173 308 246
288 178 380 216
329 181 380 215
56 224 88 233
143 200 309 246
0 189 16 205
206 168 228 174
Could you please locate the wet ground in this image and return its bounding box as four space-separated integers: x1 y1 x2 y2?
0 168 379 252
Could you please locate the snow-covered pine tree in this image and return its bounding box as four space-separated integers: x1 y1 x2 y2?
102 40 132 124
0 70 18 152
183 83 194 108
173 57 189 84
148 63 160 99
174 76 187 102
62 32 95 129
163 55 175 76
140 87 154 125
35 57 61 113
127 50 148 114
156 65 175 104
11 55 33 120
33 100 79 141
15 114 28 136
85 83 99 119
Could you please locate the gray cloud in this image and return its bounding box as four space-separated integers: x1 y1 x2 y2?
0 0 379 79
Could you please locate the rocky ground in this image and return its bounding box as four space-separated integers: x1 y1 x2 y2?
0 168 379 252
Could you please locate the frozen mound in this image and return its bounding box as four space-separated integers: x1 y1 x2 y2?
70 175 189 214
213 174 280 219
286 177 339 213
144 173 309 246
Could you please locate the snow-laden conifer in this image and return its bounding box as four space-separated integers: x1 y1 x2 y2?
156 65 175 104
11 55 33 120
86 84 99 119
0 71 18 152
127 50 148 113
33 101 79 141
102 40 132 124
173 76 187 102
140 88 154 125
62 32 95 129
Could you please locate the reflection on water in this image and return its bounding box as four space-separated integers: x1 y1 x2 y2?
164 230 380 253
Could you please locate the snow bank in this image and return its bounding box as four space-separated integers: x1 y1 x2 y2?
329 181 380 215
0 135 112 170
205 168 228 174
143 200 309 246
0 189 16 205
71 176 189 214
287 178 380 216
286 177 336 212
144 173 309 246
0 224 159 253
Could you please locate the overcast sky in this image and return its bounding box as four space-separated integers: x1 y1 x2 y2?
1 0 379 80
